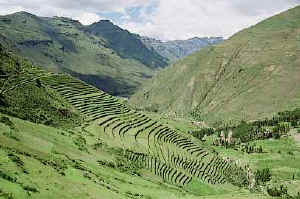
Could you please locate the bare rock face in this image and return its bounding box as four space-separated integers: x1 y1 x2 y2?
140 36 224 62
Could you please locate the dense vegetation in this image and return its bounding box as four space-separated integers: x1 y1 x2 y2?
0 44 82 128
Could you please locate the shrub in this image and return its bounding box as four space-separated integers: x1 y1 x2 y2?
190 128 214 140
272 131 281 139
232 121 253 142
254 168 271 185
145 103 159 113
0 170 17 183
22 185 39 193
3 131 20 141
0 116 15 129
73 135 88 152
267 185 288 197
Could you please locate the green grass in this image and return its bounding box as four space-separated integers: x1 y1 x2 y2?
0 25 299 198
0 113 273 199
0 45 83 128
129 5 300 124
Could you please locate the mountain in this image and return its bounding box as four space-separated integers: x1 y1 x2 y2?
129 6 300 125
140 36 224 62
0 43 251 198
0 12 168 97
86 20 168 68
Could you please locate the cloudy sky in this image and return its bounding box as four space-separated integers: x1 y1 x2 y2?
0 0 299 40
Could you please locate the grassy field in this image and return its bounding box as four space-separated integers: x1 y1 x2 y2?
0 113 271 199
1 112 299 198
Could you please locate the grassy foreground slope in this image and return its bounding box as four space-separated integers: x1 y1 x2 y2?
0 12 167 97
0 44 82 128
129 6 300 124
0 44 261 198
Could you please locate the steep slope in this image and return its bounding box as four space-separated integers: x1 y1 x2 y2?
0 44 251 198
0 12 167 97
130 6 300 124
86 20 168 68
141 36 224 62
0 43 82 128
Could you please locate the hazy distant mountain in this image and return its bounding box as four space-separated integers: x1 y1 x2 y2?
140 36 224 62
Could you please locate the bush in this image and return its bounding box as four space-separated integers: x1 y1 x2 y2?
232 121 253 142
190 128 214 140
73 135 88 152
0 116 15 129
254 168 271 185
145 103 160 113
267 185 288 197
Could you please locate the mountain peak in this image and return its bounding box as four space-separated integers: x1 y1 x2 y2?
93 19 115 26
11 11 37 18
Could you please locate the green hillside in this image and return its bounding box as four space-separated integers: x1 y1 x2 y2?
86 20 168 68
0 44 82 128
0 12 167 97
1 39 300 199
129 6 300 125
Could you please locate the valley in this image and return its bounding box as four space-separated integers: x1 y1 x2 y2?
0 4 300 199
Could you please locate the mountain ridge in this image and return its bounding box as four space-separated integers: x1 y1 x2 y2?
140 36 224 62
129 5 300 125
0 12 164 96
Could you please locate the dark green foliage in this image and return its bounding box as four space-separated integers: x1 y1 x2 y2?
190 110 203 121
0 116 14 128
22 185 39 193
2 130 20 141
2 83 82 128
267 185 288 197
73 135 88 152
8 153 24 167
0 45 83 128
92 142 103 150
232 121 252 142
0 170 17 183
241 144 264 154
254 168 271 185
215 108 299 143
190 128 214 140
115 157 142 176
0 189 14 199
144 103 160 113
97 160 115 168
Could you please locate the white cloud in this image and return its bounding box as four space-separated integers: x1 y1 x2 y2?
0 0 299 40
0 0 148 25
121 0 300 40
75 12 103 25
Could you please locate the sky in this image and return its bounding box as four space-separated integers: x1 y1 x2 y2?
0 0 299 41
